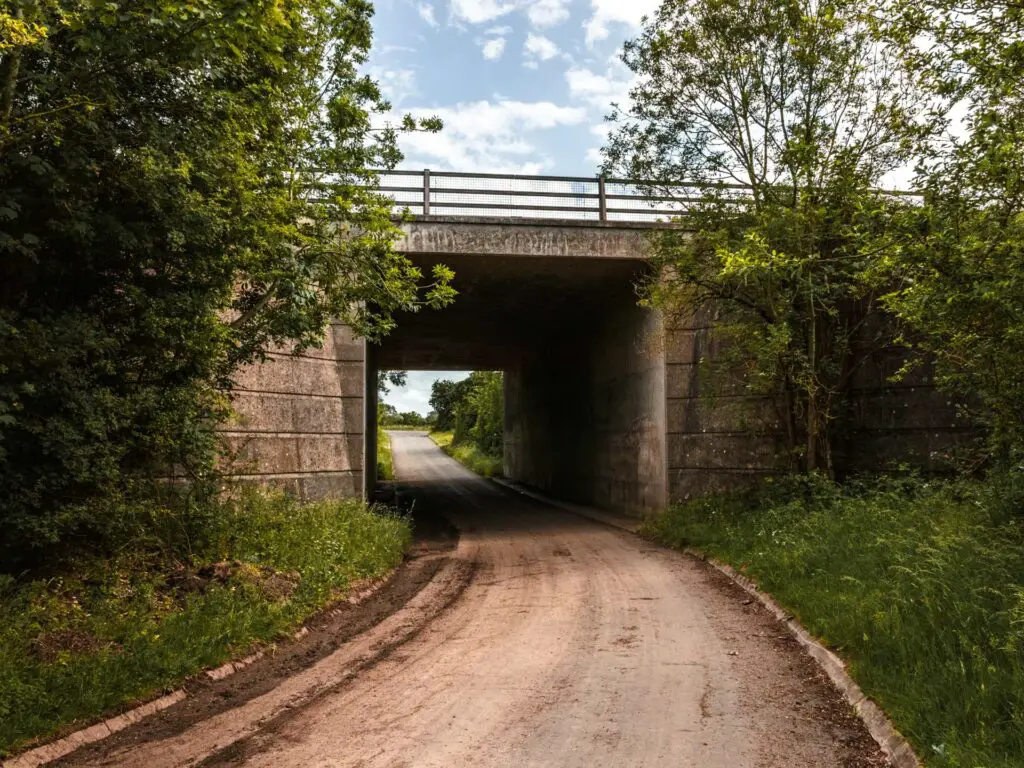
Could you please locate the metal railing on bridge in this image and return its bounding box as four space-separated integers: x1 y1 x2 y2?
374 169 753 223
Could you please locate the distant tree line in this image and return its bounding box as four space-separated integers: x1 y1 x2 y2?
379 404 434 429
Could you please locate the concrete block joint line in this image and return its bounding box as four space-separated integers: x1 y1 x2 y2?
1 569 398 768
491 477 923 768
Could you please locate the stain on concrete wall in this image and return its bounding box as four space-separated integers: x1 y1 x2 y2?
398 219 660 261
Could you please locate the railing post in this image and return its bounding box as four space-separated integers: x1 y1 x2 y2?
422 168 431 216
598 175 607 222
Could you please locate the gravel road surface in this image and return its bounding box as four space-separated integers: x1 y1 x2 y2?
67 431 882 768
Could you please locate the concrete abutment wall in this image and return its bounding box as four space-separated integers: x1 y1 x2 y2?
225 323 368 499
503 295 668 513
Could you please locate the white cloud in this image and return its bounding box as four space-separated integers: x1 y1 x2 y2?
485 24 513 34
583 0 659 46
417 2 440 27
371 67 419 106
395 100 587 173
524 33 559 62
565 65 632 110
480 36 507 59
526 0 570 27
450 0 516 24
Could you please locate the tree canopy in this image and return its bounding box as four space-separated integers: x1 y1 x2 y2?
0 0 452 564
604 0 925 472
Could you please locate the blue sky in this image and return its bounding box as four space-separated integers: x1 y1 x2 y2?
371 0 656 415
367 0 658 175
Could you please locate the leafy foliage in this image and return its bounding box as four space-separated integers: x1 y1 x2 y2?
0 0 451 566
603 0 925 472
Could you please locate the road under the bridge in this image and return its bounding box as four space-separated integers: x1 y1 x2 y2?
371 246 669 514
65 431 882 767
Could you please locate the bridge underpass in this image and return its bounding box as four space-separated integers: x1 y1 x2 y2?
227 170 966 518
370 233 666 513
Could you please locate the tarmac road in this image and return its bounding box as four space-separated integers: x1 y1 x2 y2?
68 431 881 768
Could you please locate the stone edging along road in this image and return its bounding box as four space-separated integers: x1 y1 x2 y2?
490 476 923 768
1 572 399 768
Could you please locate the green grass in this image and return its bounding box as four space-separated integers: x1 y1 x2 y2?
429 431 503 477
645 475 1024 768
377 427 394 480
0 490 411 757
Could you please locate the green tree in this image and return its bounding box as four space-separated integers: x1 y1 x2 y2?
429 377 472 431
871 0 1024 463
603 0 924 473
0 0 452 565
467 371 503 456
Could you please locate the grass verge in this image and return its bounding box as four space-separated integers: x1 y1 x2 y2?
429 431 502 477
645 474 1024 768
377 427 394 481
0 489 411 757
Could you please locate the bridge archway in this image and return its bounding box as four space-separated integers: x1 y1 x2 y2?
370 216 667 513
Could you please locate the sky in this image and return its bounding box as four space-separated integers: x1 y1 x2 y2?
367 0 658 176
384 370 469 415
371 0 654 415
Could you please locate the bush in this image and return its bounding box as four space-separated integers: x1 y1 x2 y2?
646 474 1024 768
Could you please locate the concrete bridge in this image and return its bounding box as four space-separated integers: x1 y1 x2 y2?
225 171 963 515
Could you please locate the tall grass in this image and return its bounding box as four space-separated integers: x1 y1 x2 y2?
646 475 1024 768
377 427 394 480
429 431 503 477
0 490 410 757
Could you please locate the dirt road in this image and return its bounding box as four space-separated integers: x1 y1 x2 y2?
67 431 881 768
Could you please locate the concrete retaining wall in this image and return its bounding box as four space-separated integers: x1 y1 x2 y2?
225 322 367 499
